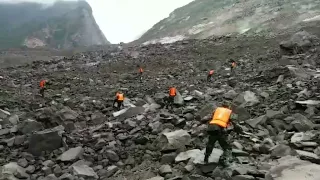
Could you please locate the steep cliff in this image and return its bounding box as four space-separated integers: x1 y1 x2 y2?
0 0 110 49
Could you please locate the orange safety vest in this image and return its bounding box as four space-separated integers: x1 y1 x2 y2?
232 62 236 67
139 68 143 73
39 80 46 88
209 107 232 128
209 70 214 75
169 87 176 97
116 93 124 101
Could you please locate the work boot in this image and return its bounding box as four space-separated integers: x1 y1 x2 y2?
204 156 209 164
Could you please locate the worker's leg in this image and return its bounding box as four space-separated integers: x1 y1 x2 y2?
218 132 232 164
204 131 219 163
117 100 123 110
207 75 210 82
40 88 44 97
113 99 117 108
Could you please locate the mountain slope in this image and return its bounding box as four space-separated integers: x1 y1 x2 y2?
137 0 320 44
0 1 110 49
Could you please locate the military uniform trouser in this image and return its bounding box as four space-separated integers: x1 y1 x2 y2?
166 96 175 109
204 125 231 163
207 74 212 82
114 100 123 110
39 88 45 97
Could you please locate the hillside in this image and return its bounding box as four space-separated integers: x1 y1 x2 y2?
0 1 109 49
137 0 320 44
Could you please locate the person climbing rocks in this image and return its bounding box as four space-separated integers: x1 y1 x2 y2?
204 102 242 166
207 69 214 82
138 65 144 81
166 87 177 109
39 79 48 97
230 60 236 74
113 92 124 110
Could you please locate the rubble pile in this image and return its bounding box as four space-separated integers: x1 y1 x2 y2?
1 31 320 180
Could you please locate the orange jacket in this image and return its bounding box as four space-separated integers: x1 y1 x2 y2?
209 107 232 128
40 80 46 88
116 93 124 101
139 68 143 73
209 70 214 75
232 62 236 67
169 87 176 97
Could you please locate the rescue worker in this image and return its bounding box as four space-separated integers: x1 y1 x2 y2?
230 60 236 73
207 69 214 82
113 92 124 110
166 87 177 108
138 66 144 81
39 79 47 97
204 102 242 165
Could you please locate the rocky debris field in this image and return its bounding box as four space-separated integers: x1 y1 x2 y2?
0 31 320 180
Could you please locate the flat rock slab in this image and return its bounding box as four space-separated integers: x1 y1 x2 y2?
72 165 98 179
265 156 320 180
58 146 83 162
159 130 191 151
113 107 145 120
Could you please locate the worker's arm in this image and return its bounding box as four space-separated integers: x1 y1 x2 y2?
229 114 244 134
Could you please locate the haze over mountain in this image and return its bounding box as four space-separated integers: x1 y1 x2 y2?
0 0 109 49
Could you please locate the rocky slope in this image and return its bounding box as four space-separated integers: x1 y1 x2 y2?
0 1 109 49
0 30 320 180
137 0 320 45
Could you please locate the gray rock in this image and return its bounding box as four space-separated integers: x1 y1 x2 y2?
57 107 78 121
18 119 44 134
91 111 105 125
17 158 28 168
8 115 19 125
265 156 320 180
113 107 145 120
43 174 59 180
146 177 164 180
232 175 255 180
291 113 314 132
59 173 74 180
28 127 62 156
0 128 9 136
1 162 29 179
224 90 238 99
72 165 98 179
42 166 52 175
159 165 172 176
270 144 296 158
106 150 119 162
158 130 191 151
296 150 319 161
174 90 184 105
43 160 55 167
25 165 35 174
161 153 177 164
58 146 83 162
234 91 259 107
14 135 25 145
246 115 268 128
296 100 320 105
100 165 119 178
197 103 217 120
175 148 223 164
0 109 10 119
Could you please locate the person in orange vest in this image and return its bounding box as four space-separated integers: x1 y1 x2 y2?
207 69 214 82
166 87 177 108
204 102 242 165
39 79 47 97
113 92 124 110
138 65 144 81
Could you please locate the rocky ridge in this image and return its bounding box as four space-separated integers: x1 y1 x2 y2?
0 31 320 180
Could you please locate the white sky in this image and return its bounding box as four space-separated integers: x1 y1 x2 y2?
0 0 194 43
87 0 194 43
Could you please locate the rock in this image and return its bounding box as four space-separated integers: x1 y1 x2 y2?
276 75 284 83
175 148 223 164
28 127 63 156
114 107 145 120
57 107 78 121
246 115 268 128
265 156 320 180
174 90 184 105
183 113 194 121
197 103 217 120
90 111 105 125
8 115 19 125
296 150 319 161
72 165 98 179
106 150 120 162
58 146 83 162
42 166 52 175
234 91 259 107
291 113 314 131
280 31 319 54
25 165 35 174
53 165 62 176
159 165 172 176
1 162 29 179
161 153 177 164
224 90 238 99
43 174 59 180
270 144 296 158
296 100 320 105
0 109 10 119
0 128 9 136
158 130 191 151
59 173 74 180
100 165 119 178
232 175 255 180
17 158 28 168
14 135 25 145
146 176 164 180
18 119 44 134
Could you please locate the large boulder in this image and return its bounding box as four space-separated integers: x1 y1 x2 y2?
0 162 29 179
28 126 63 156
233 91 259 107
280 31 320 55
291 113 314 131
265 156 320 180
18 119 44 134
157 130 191 151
